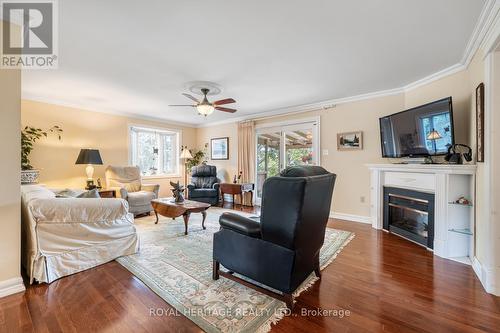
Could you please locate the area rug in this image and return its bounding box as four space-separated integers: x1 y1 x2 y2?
117 208 354 333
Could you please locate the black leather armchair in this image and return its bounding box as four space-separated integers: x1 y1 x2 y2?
187 165 220 205
213 166 336 309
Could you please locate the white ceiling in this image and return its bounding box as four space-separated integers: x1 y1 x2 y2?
22 0 486 126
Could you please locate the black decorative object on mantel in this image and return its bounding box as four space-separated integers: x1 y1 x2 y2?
170 181 185 203
445 144 473 164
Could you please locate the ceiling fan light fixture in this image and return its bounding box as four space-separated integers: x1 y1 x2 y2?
196 103 215 116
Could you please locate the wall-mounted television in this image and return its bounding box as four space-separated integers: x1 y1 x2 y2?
379 97 455 158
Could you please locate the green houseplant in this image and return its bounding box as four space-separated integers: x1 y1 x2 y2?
21 125 63 184
186 149 206 173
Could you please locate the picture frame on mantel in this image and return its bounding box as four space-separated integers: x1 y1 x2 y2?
211 137 229 160
476 83 485 162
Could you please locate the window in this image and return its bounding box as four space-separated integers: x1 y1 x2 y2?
420 112 452 153
129 126 180 177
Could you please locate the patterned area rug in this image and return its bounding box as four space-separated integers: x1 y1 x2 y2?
117 208 354 333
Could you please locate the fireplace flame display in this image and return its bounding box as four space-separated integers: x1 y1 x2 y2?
383 188 435 249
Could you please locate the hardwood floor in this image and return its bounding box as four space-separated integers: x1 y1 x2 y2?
1 203 499 333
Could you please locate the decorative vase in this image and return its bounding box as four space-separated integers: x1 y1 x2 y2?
21 170 40 184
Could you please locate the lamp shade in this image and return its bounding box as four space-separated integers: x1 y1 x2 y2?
196 104 215 116
427 129 442 140
180 147 193 159
75 149 103 165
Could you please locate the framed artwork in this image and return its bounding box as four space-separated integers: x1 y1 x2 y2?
337 131 363 151
211 137 229 160
476 83 485 162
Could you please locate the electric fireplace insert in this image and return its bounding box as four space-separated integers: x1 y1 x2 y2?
383 186 435 249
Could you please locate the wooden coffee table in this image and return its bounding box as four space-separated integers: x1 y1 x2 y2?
151 198 210 235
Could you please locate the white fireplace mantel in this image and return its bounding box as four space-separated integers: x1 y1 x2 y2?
367 163 476 264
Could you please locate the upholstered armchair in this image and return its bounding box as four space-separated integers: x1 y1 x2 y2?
212 166 336 309
105 166 160 216
187 165 220 205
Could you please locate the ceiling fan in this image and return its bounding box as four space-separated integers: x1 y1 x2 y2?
169 88 237 116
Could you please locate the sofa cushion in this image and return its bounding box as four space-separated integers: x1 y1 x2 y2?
77 189 101 198
127 190 156 206
54 188 82 198
125 181 141 193
189 188 219 198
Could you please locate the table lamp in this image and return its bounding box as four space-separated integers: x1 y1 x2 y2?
75 149 103 189
427 129 442 156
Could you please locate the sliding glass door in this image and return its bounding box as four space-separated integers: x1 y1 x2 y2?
255 119 319 201
256 129 281 198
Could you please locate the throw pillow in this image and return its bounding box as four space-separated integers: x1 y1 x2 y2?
55 188 81 198
125 182 141 192
77 189 101 198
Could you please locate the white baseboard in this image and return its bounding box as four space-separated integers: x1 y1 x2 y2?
472 257 500 296
329 211 371 224
0 277 25 298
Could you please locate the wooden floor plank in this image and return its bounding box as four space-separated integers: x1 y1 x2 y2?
0 203 499 332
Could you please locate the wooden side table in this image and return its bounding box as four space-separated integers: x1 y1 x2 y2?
98 189 116 198
220 183 255 207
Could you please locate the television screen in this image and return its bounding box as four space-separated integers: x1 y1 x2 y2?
379 97 454 158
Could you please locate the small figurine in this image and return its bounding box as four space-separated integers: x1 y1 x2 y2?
170 181 185 203
233 171 243 184
96 178 102 189
455 196 471 205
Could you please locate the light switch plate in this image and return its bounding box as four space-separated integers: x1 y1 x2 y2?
322 149 329 156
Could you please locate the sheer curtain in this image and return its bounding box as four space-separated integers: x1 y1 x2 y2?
237 121 255 205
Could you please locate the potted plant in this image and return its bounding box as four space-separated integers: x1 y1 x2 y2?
21 125 63 184
186 149 206 173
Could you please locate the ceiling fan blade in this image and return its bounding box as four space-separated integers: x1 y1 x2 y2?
215 106 237 113
213 98 236 105
182 93 200 103
168 104 195 107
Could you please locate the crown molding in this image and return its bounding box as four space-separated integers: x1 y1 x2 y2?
463 0 498 64
480 0 500 54
22 94 196 129
21 1 499 129
196 86 404 128
402 62 466 92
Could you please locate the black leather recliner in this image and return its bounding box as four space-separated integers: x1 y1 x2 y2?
187 165 220 205
212 165 336 309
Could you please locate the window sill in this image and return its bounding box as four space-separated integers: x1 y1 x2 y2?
142 174 182 180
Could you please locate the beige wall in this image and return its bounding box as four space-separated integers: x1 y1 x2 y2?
20 52 486 231
21 100 197 197
193 51 486 221
196 122 239 183
0 23 22 286
491 51 500 281
253 94 405 217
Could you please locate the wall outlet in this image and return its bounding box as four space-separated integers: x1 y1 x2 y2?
322 149 329 156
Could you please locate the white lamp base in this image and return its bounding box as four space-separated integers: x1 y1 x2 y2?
85 164 94 180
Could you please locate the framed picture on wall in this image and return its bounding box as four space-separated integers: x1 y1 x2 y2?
337 131 363 151
211 137 229 160
476 83 485 162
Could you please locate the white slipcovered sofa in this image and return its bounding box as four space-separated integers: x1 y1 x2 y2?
21 185 139 284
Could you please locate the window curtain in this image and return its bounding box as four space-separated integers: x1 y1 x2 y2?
237 121 255 205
